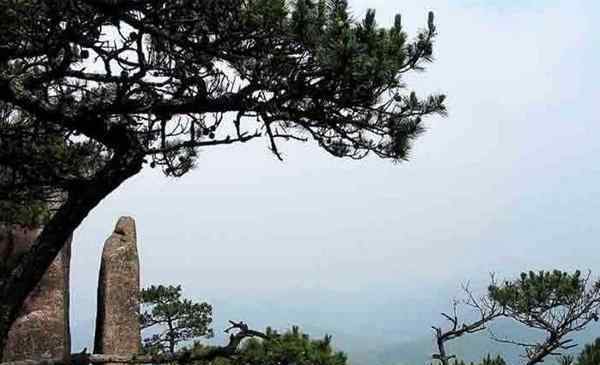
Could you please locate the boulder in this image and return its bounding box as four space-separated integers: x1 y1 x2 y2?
0 224 72 361
94 216 141 358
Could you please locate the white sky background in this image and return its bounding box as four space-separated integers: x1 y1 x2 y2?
70 0 600 349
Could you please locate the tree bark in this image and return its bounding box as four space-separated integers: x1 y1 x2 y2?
0 314 9 361
436 336 449 365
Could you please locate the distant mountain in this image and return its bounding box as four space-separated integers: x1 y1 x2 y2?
70 285 600 365
72 312 600 365
346 320 600 365
357 323 522 365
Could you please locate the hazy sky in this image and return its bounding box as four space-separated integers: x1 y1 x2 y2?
70 0 600 350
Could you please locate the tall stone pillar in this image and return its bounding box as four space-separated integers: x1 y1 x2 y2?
94 216 141 358
0 224 72 361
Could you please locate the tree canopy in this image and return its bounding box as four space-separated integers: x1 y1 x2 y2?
140 285 214 355
138 285 346 365
451 354 507 365
488 270 600 364
574 338 600 365
0 0 446 355
193 326 347 365
432 271 600 365
0 0 445 219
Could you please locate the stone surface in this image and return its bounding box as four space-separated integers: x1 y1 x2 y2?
0 224 72 361
94 216 141 358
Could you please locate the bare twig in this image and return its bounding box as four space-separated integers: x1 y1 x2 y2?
431 283 503 365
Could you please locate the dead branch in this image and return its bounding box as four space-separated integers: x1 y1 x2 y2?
431 282 503 365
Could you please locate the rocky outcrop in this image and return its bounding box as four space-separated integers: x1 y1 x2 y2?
0 224 72 361
94 216 141 359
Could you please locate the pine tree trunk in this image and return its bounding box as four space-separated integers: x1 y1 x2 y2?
436 337 449 365
0 305 14 361
0 333 5 361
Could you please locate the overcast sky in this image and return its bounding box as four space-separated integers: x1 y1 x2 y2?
70 0 600 350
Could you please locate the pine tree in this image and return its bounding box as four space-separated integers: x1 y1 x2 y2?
0 0 446 353
575 338 600 365
488 271 600 365
479 354 506 365
449 355 505 365
436 271 600 365
193 326 347 365
140 285 214 354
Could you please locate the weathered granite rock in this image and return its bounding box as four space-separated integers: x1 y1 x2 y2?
94 217 141 358
0 224 72 361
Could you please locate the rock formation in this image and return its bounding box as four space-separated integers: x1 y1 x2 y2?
0 224 72 361
94 216 141 358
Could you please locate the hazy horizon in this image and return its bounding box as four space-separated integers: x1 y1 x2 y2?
68 0 600 358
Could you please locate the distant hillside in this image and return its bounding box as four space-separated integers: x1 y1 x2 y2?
71 286 600 365
345 320 600 365
73 314 600 365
